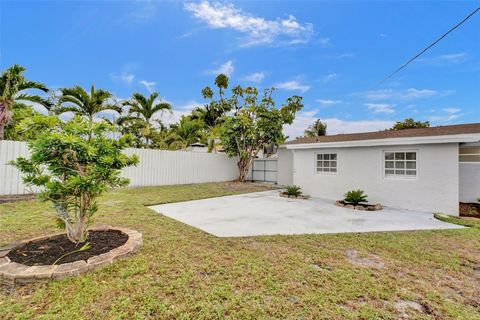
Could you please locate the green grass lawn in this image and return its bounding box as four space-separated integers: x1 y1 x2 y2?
1 182 479 319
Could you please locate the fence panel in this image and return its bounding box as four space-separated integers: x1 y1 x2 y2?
0 141 239 195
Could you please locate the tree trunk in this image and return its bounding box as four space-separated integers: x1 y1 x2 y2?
0 101 10 140
237 157 253 182
207 139 215 153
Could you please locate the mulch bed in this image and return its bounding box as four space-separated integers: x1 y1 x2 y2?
460 202 480 218
7 230 128 266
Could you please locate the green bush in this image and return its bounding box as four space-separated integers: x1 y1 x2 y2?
344 189 368 205
11 115 139 244
285 185 302 198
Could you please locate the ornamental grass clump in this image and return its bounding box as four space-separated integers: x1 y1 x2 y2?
344 189 368 205
11 115 138 244
285 185 303 198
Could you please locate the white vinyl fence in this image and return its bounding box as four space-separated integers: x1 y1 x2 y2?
0 140 239 196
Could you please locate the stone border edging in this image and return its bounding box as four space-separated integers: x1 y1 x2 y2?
0 226 142 288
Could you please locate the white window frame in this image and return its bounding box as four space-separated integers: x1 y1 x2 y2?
383 150 418 180
315 152 338 175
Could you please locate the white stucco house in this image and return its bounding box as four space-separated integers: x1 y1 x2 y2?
279 123 480 216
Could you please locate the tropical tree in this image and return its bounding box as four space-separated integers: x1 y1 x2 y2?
55 84 120 125
0 64 51 140
12 115 138 244
193 74 232 152
167 116 205 150
212 75 303 182
121 92 172 147
304 119 327 137
390 118 430 130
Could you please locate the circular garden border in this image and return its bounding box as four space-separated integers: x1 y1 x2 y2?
0 226 142 289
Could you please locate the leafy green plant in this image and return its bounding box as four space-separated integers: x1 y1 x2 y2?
285 185 302 198
206 74 303 182
11 115 139 244
344 189 368 205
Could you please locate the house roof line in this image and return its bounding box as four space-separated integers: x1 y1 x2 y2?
285 133 480 149
285 123 480 147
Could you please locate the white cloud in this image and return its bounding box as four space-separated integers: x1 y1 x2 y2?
184 1 314 46
427 107 462 123
422 53 469 65
402 88 437 99
283 111 394 139
163 100 200 126
210 60 234 76
443 107 461 114
318 37 332 47
127 0 157 21
139 80 156 93
364 103 396 114
244 71 265 83
276 80 311 93
336 53 356 59
321 73 338 84
317 99 342 106
359 88 438 101
110 72 135 86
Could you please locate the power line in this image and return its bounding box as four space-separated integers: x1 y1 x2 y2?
377 6 480 87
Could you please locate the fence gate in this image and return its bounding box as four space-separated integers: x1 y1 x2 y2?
250 159 278 183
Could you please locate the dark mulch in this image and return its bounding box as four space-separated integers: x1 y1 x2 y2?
7 230 128 266
460 202 480 218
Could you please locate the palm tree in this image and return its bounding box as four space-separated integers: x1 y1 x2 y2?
304 119 327 137
0 64 51 140
167 116 205 150
56 84 120 123
121 92 172 147
191 102 225 152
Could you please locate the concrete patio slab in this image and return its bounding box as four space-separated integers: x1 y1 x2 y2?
149 190 464 237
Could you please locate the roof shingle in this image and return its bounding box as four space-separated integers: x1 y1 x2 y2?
285 123 480 145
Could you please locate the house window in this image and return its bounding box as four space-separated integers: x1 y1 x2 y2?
384 151 417 177
316 153 337 173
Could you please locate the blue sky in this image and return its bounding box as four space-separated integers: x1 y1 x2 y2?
1 0 479 137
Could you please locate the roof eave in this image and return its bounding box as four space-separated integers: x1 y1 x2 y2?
285 133 480 149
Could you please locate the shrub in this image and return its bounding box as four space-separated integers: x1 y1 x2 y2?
285 185 302 198
11 115 139 244
344 189 368 205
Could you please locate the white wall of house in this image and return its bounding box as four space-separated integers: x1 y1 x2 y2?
292 143 459 215
277 147 293 186
459 163 480 203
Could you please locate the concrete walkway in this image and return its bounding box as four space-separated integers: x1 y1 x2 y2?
149 191 463 237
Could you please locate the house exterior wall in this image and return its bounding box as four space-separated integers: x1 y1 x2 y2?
292 143 459 215
277 147 293 186
459 163 480 203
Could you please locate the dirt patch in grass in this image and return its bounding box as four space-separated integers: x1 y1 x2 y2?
8 230 128 265
345 249 385 269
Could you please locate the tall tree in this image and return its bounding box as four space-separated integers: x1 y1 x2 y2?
304 119 327 137
212 75 303 182
121 92 172 147
192 75 232 152
390 118 430 130
55 85 120 124
167 116 205 150
0 64 50 140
